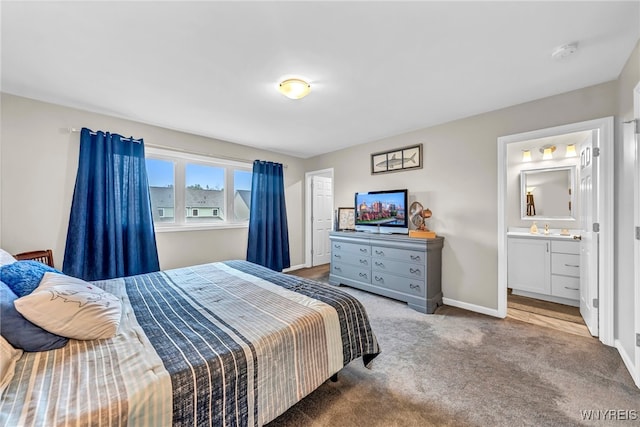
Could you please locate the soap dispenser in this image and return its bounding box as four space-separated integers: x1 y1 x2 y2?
544 224 549 235
530 221 538 234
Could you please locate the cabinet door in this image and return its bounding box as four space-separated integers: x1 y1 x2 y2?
507 238 550 294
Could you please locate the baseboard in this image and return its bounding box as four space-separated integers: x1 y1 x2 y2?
282 264 306 273
442 297 502 318
615 340 640 388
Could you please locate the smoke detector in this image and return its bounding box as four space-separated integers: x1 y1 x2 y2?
552 43 578 60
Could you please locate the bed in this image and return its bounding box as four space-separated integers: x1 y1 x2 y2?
0 260 380 426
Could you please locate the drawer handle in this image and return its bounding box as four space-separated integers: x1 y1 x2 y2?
564 264 579 268
410 255 421 261
375 250 384 255
334 254 342 259
360 259 368 265
564 286 579 291
360 248 368 253
333 266 342 271
359 272 368 279
409 268 421 275
374 276 384 283
410 283 421 290
375 261 385 268
334 244 341 249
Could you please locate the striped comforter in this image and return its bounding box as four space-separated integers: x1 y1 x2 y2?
0 261 379 426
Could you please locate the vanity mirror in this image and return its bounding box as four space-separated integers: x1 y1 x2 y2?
520 166 576 221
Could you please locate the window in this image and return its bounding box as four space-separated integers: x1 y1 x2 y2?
145 147 252 230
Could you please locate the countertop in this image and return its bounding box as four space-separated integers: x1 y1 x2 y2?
507 231 580 241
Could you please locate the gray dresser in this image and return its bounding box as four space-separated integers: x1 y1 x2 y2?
328 231 444 314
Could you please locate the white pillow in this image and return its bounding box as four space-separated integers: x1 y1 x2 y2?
0 248 16 266
0 335 23 397
14 272 122 340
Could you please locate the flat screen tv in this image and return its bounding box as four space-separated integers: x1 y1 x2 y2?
354 189 408 234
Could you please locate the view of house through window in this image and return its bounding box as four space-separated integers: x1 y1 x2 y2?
145 148 252 228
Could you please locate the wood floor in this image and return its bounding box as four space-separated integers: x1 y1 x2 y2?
288 264 591 338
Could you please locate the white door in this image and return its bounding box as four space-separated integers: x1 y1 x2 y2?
579 131 599 336
312 176 333 266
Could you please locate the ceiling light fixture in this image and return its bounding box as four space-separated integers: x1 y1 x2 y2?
540 145 556 160
565 144 577 157
522 149 532 162
278 78 311 100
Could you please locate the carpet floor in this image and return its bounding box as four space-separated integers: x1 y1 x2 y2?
267 277 639 427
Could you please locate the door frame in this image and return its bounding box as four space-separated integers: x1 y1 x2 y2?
304 168 334 268
497 117 614 346
634 81 640 386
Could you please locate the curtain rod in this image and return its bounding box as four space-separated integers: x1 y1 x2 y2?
67 128 288 168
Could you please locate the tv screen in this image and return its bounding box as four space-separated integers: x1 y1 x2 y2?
354 189 408 234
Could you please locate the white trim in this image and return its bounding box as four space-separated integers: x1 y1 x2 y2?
282 263 307 273
616 340 640 388
154 223 248 233
443 297 500 318
633 80 640 387
145 146 253 168
304 168 334 268
497 117 615 346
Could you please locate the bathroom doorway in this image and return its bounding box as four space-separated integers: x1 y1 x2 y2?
497 117 614 346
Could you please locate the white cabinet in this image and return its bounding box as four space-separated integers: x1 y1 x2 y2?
507 235 580 306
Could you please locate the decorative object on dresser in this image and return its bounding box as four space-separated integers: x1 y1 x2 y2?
370 144 422 174
408 201 436 238
337 207 356 231
507 233 580 307
329 231 444 314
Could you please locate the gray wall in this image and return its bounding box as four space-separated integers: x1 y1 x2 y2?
305 81 617 310
0 93 307 270
614 40 639 372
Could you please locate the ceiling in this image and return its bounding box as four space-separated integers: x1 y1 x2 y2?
2 1 639 158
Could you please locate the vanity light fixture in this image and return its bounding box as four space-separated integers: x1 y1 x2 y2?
565 144 577 157
539 145 556 160
522 149 532 162
278 78 311 100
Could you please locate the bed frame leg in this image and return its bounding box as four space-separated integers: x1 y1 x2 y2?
330 373 338 382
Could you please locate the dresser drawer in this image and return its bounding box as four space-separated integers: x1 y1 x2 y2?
331 251 369 268
330 262 371 283
551 275 580 300
371 245 425 264
371 272 426 297
552 240 580 255
551 253 580 277
371 258 425 280
331 241 370 256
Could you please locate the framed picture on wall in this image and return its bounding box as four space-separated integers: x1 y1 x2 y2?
337 207 355 230
371 143 423 174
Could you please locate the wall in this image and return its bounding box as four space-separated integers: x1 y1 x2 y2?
614 40 639 374
0 94 307 270
306 81 617 310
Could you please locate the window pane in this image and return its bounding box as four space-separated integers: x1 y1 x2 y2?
233 170 252 221
185 163 224 223
146 158 175 223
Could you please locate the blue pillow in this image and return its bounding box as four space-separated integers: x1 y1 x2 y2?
0 280 68 351
0 260 61 297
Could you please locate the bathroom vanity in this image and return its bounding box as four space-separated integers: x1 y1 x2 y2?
507 231 580 306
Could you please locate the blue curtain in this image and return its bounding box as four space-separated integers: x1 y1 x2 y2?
246 160 290 272
63 128 160 281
